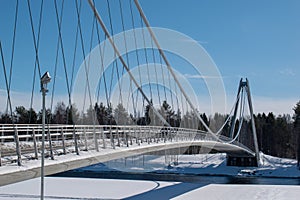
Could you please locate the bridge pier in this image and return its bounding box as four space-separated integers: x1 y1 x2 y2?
226 155 258 167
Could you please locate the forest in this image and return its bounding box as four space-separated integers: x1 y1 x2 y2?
0 100 299 161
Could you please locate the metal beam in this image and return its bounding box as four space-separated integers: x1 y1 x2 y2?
245 78 260 162
229 78 243 138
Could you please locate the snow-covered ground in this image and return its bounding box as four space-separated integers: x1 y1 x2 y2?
0 177 299 200
79 152 300 178
0 153 299 199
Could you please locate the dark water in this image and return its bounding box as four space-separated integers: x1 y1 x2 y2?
53 170 300 185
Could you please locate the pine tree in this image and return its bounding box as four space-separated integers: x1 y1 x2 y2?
114 103 130 125
15 106 29 124
53 102 67 124
66 104 79 124
85 105 96 125
293 101 300 167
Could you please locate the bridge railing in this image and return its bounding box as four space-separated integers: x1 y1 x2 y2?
0 124 252 166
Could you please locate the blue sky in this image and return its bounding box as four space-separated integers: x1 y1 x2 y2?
0 0 299 115
140 0 300 96
141 0 300 114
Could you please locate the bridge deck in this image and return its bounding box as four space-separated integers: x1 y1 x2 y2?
0 138 254 186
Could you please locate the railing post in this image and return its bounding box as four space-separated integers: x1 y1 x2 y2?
0 148 1 166
135 126 139 145
147 127 150 144
83 127 88 151
37 128 40 143
98 127 102 146
32 128 38 159
122 127 126 146
47 126 54 160
116 128 120 147
73 126 79 155
93 125 99 152
60 127 66 155
129 127 133 146
138 126 141 145
156 127 159 143
56 127 59 141
109 126 112 147
126 130 129 147
1 125 4 144
101 126 106 149
110 126 115 149
140 126 143 144
14 127 21 166
26 126 29 142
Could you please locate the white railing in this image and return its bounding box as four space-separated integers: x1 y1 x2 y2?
0 124 254 166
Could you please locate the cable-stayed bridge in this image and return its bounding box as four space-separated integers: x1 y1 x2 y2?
0 0 259 186
0 122 256 186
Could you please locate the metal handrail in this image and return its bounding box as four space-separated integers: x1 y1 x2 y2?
0 124 255 166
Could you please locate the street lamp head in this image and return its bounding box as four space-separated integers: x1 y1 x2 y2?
41 71 51 85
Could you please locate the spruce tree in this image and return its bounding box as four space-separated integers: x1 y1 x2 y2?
293 101 300 167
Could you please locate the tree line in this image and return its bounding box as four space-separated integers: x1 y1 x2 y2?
0 100 299 161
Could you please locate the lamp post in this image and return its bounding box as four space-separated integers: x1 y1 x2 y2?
40 72 51 200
